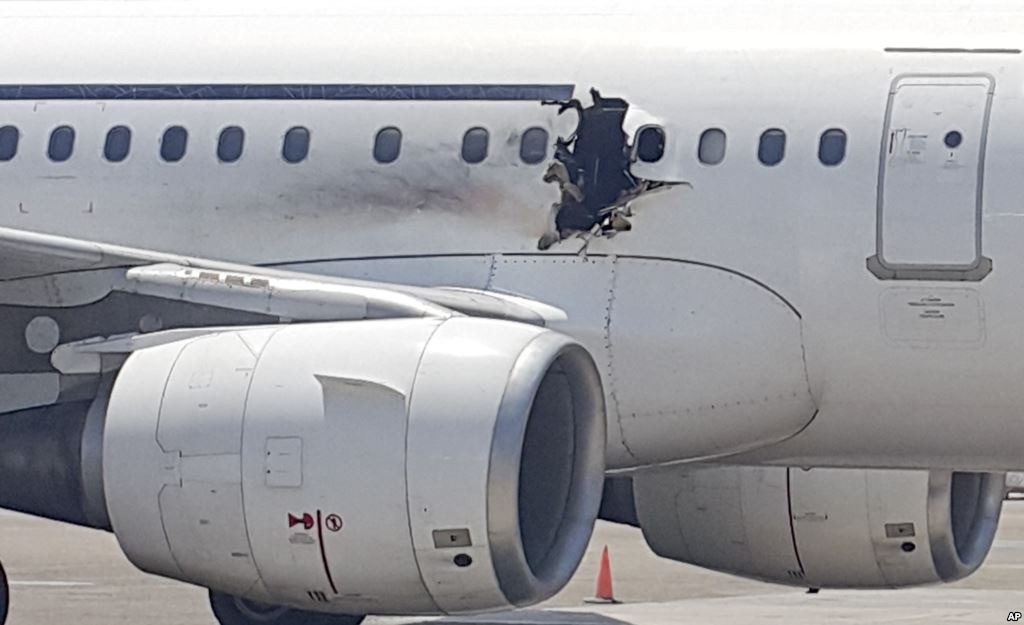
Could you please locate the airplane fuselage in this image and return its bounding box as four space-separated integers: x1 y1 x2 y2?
2 1 1024 472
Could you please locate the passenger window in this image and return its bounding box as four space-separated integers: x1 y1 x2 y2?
818 128 847 166
103 126 132 162
217 126 244 163
520 127 549 164
758 128 786 166
636 126 666 163
160 126 188 162
282 126 310 163
698 128 726 165
47 125 75 162
0 125 19 161
461 127 489 164
373 127 402 164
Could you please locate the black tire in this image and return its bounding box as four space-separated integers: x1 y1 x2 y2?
0 560 8 625
209 590 365 625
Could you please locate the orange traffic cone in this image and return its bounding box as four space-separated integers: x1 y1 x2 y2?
584 545 620 604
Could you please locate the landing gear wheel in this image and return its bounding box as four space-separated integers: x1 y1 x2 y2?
209 591 365 625
0 559 8 625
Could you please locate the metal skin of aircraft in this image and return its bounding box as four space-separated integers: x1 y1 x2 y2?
0 0 1020 623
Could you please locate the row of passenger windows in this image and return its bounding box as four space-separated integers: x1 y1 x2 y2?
372 126 550 165
0 123 849 167
0 124 314 164
0 123 537 165
694 127 848 167
606 125 847 168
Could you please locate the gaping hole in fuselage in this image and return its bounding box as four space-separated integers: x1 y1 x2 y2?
538 88 677 250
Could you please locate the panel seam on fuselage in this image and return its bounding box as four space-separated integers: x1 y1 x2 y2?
603 255 640 464
265 253 803 318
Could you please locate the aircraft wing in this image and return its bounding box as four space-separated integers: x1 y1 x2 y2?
0 225 187 281
0 226 566 325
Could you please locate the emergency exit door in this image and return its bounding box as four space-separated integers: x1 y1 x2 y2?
868 75 993 281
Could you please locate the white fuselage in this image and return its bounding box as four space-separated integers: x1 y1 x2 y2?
3 0 1024 472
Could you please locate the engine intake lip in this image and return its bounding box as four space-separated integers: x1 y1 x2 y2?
927 471 1004 582
486 333 606 607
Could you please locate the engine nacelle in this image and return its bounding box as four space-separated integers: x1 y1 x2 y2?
632 465 1003 588
102 318 606 615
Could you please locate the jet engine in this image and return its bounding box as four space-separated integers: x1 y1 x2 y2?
628 464 1003 588
3 317 605 617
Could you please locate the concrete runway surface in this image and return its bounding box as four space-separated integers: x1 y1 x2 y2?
3 503 1024 625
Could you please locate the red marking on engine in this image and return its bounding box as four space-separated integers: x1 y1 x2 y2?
288 512 315 531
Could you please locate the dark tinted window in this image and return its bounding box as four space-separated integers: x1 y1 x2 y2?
758 128 786 166
47 125 75 162
282 126 310 163
0 125 19 161
103 126 132 162
698 128 726 165
160 126 188 162
818 129 847 166
520 127 549 164
217 126 244 163
636 126 666 163
373 127 402 164
461 127 489 164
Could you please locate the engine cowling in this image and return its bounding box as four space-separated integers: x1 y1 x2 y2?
632 465 1003 588
101 317 606 615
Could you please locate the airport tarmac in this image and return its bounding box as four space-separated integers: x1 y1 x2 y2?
3 503 1024 625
